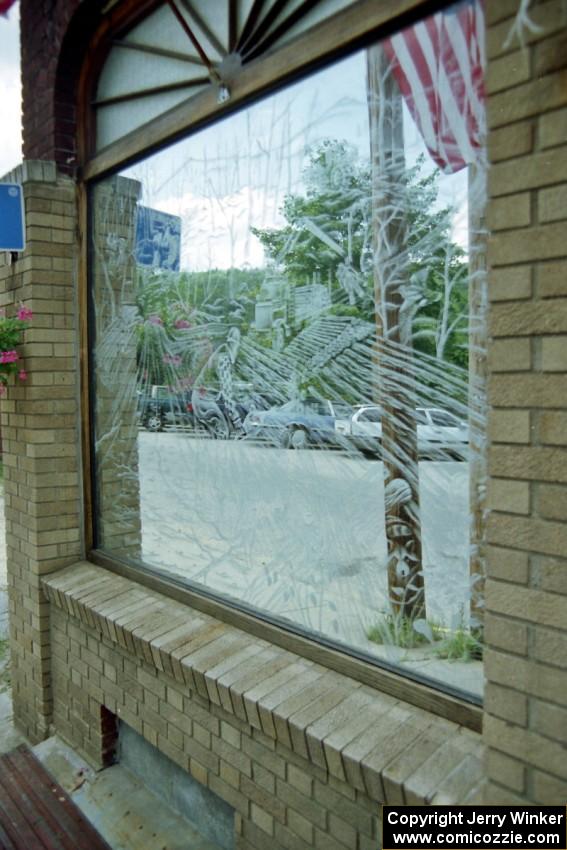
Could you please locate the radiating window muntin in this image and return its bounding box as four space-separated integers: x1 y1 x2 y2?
94 0 360 150
90 0 486 701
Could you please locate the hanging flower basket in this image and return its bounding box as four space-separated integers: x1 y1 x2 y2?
0 306 32 395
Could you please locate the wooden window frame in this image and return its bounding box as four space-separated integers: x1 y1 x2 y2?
79 0 483 733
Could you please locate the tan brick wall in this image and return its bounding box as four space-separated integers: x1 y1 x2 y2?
50 605 382 850
43 562 484 848
0 162 82 742
484 0 567 803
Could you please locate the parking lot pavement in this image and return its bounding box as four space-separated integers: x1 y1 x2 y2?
131 432 483 697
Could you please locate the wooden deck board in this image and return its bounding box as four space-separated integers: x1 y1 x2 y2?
0 745 112 850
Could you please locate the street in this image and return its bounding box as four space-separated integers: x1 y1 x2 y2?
137 432 481 696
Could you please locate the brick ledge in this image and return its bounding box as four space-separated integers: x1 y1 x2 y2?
42 561 485 805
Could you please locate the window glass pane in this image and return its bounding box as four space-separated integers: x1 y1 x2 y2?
91 0 486 699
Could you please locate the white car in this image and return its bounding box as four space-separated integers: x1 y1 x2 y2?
336 405 468 459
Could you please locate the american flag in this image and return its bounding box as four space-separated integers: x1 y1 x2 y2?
383 0 486 174
0 0 17 16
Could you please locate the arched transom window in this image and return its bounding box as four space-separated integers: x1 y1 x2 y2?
94 0 358 150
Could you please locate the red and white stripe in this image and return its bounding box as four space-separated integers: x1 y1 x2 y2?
0 0 17 16
384 0 486 174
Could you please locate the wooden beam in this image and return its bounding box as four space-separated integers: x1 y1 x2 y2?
228 0 238 52
167 0 215 71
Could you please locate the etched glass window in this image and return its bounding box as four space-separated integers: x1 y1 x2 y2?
90 0 486 699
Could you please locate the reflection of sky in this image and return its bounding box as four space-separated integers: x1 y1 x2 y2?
0 2 22 178
123 48 469 272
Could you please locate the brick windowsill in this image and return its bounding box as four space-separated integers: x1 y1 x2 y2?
42 561 484 805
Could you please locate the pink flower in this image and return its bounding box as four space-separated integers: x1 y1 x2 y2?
17 305 33 321
18 369 27 381
148 315 163 326
174 319 191 329
0 350 18 364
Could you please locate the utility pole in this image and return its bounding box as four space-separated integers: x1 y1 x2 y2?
367 45 425 624
468 161 488 635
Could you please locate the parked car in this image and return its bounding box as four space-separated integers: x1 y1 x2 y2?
243 399 353 449
137 385 195 432
138 383 272 437
336 405 468 459
416 407 469 458
191 386 253 439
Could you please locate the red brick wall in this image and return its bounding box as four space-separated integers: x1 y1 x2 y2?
20 0 99 173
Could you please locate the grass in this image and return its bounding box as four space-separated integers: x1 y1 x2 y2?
367 612 483 661
367 614 444 649
434 627 483 661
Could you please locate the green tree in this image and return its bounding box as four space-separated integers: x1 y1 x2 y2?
253 140 469 370
253 141 371 290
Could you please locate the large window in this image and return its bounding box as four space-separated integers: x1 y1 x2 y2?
90 0 486 701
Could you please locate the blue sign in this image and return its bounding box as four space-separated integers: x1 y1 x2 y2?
136 205 181 271
0 183 25 252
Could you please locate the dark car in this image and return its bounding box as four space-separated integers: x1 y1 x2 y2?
191 387 253 439
137 386 195 432
243 398 353 449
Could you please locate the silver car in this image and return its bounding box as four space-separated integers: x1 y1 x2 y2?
336 405 468 459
